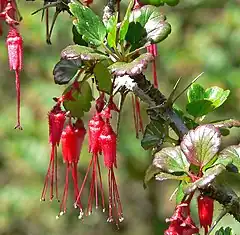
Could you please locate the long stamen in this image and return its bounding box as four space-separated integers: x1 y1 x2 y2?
72 162 83 211
75 157 93 209
50 147 55 200
107 168 113 223
41 145 54 201
97 155 105 211
131 94 138 138
14 70 22 130
54 145 59 201
94 154 98 209
111 169 123 221
135 96 144 133
57 163 70 218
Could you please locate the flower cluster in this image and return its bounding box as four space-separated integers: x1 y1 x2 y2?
165 202 199 235
41 88 123 225
1 0 23 129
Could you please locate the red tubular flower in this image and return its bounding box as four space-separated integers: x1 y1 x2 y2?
131 95 144 138
99 120 123 224
6 26 23 129
75 112 105 217
57 119 86 218
147 44 158 88
197 195 214 234
41 105 66 202
88 113 105 154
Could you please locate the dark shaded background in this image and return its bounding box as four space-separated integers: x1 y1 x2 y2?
0 0 239 234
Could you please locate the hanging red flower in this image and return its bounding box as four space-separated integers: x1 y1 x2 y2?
41 105 66 202
57 119 86 218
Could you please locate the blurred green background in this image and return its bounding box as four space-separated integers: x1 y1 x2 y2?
0 0 240 234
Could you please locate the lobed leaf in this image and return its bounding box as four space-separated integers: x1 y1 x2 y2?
53 58 82 85
153 146 190 173
141 120 167 150
109 53 153 76
126 5 171 49
180 124 221 167
214 145 240 170
61 45 109 61
69 2 106 46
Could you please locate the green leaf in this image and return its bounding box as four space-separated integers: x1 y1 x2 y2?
109 53 153 76
184 164 225 195
72 25 88 46
53 58 81 85
176 181 187 204
127 5 171 48
63 81 93 118
119 0 134 42
141 120 167 150
69 2 106 46
205 86 230 109
215 145 240 171
180 125 221 167
186 100 214 117
186 85 230 117
106 14 118 48
187 84 205 103
93 62 112 94
61 45 109 61
215 227 234 235
153 146 190 173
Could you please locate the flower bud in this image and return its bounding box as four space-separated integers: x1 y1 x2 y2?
197 195 214 234
6 27 23 71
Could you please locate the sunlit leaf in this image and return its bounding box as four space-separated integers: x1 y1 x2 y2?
153 146 190 173
61 45 109 61
186 85 230 117
155 172 187 182
205 86 230 109
119 0 134 42
53 58 81 85
69 2 106 46
109 53 153 76
180 125 221 167
106 14 118 48
187 84 205 103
